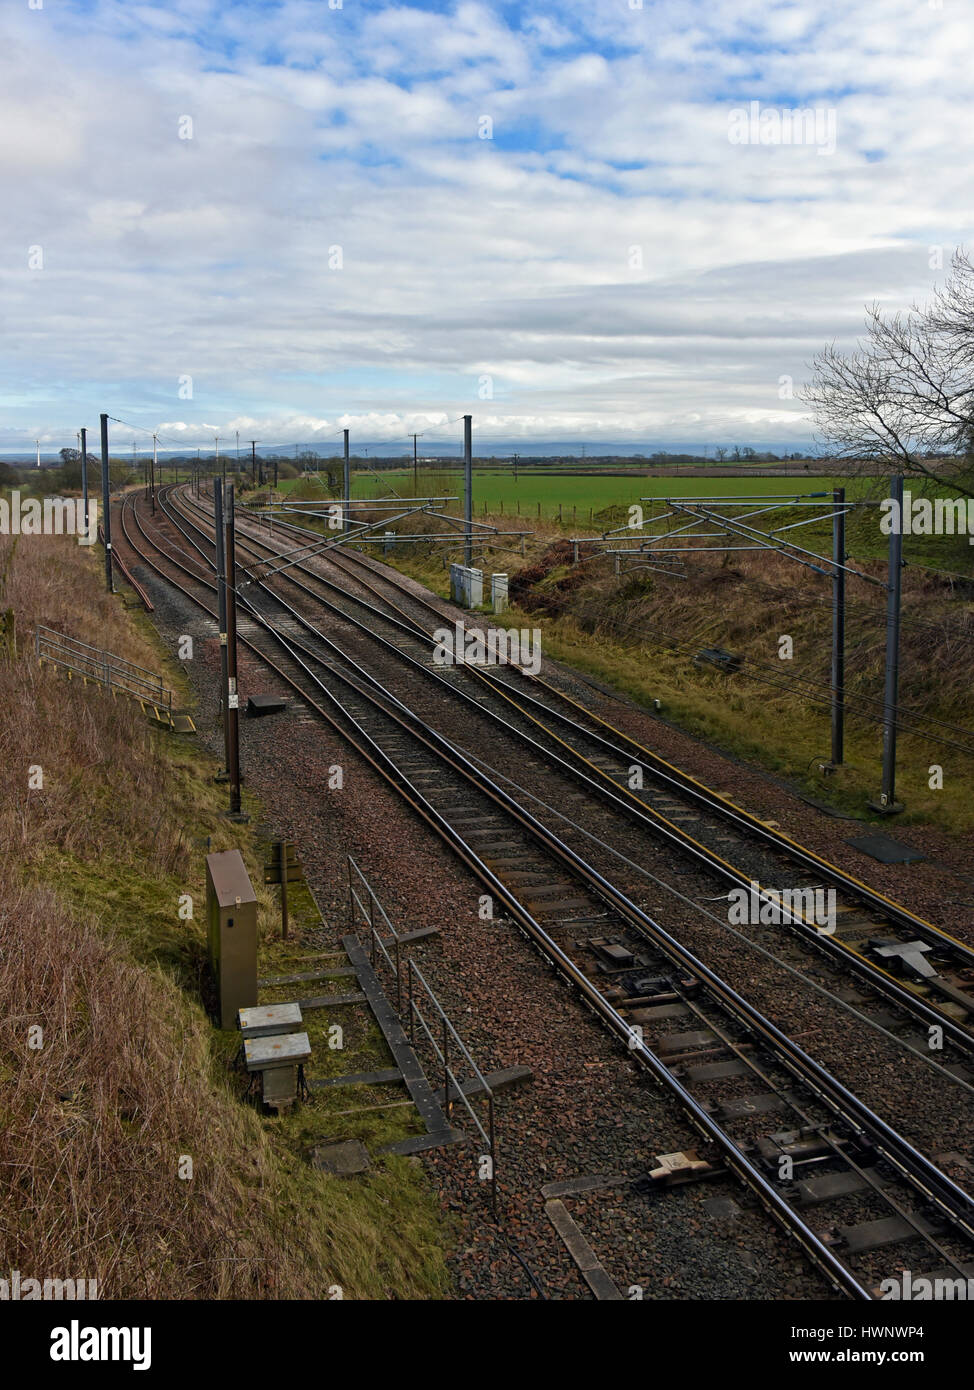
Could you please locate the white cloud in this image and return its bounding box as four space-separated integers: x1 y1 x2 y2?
1 0 972 449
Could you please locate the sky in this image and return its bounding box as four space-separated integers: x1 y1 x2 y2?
2 0 972 454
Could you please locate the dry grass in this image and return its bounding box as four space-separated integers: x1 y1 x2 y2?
555 547 974 752
0 881 318 1298
0 538 189 877
0 532 452 1300
0 537 320 1296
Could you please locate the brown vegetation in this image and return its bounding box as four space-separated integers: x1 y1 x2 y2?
0 881 312 1298
0 534 403 1298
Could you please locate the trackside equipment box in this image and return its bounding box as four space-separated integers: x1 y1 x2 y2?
206 849 258 1029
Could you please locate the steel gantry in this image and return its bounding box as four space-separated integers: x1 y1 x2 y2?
569 487 906 810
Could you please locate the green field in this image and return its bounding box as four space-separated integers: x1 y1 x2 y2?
345 467 853 520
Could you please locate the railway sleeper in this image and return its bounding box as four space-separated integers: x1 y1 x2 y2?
792 1168 884 1206
683 1059 753 1083
623 1003 693 1023
756 1128 854 1166
706 1091 802 1120
824 1212 945 1256
660 1028 717 1051
529 897 594 916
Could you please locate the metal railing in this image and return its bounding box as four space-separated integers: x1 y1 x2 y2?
35 624 174 721
347 853 402 1010
346 854 498 1216
406 959 497 1217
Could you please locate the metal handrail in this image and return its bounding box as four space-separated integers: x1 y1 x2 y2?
35 624 174 715
406 958 496 1217
409 1000 490 1143
407 958 493 1101
345 855 497 1217
36 625 164 685
347 854 401 1010
347 854 397 936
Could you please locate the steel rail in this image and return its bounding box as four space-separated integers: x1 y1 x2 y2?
267 507 972 956
118 489 879 1298
123 490 974 1296
170 489 974 1050
152 493 974 1231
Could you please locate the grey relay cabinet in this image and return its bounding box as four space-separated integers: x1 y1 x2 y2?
206 849 258 1029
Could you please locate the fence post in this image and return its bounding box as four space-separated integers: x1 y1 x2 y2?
871 475 904 813
80 425 89 535
100 414 113 593
343 428 350 534
831 486 846 768
464 415 473 567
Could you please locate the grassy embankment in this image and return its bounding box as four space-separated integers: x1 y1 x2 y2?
281 470 974 835
0 526 452 1299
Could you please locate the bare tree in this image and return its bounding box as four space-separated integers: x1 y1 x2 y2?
928 250 974 364
803 250 974 497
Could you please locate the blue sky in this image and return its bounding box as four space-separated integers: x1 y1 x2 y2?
1 0 972 452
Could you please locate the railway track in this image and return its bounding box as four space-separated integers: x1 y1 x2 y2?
174 486 974 1061
115 484 974 1301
